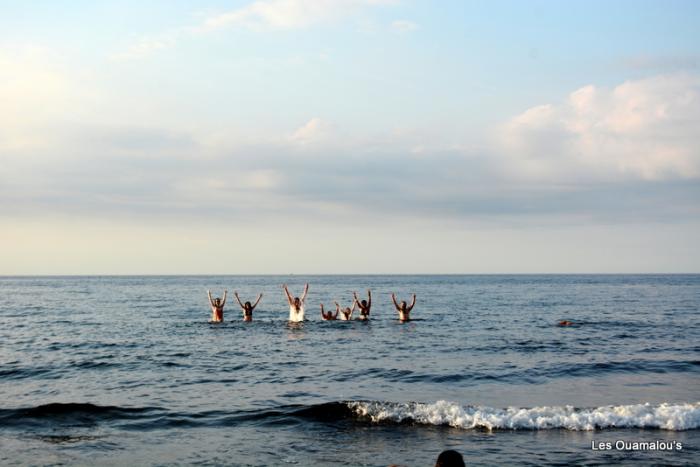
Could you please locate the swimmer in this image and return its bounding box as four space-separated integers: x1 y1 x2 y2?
234 292 262 322
336 300 355 321
391 292 416 322
353 289 372 320
435 449 465 467
207 289 227 323
558 320 575 327
283 283 308 322
320 303 339 320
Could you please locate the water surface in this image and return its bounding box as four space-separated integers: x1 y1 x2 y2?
1 275 698 465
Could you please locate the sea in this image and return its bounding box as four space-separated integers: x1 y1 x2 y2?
0 275 698 466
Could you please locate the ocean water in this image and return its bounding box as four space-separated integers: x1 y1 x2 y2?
0 275 698 466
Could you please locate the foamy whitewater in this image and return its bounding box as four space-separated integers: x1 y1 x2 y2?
1 275 698 466
347 401 700 431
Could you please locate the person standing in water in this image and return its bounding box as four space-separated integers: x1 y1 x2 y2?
207 289 227 322
435 449 465 467
336 300 356 321
391 293 416 322
320 303 339 320
234 292 263 322
353 289 372 320
283 283 308 322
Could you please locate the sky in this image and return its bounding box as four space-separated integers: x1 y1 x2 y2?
1 0 699 274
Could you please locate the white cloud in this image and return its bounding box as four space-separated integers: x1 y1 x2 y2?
198 0 398 32
1 42 698 273
500 74 700 180
2 48 697 237
115 0 399 59
289 117 336 146
111 34 178 61
390 19 418 33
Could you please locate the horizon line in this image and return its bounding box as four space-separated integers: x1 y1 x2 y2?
1 272 699 278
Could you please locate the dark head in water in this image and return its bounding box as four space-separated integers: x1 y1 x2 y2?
435 449 465 467
558 320 575 327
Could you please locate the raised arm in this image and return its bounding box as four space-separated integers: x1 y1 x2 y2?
367 289 372 307
351 300 357 312
252 293 263 309
407 293 416 311
207 290 214 307
301 283 309 302
353 291 359 302
283 284 293 304
234 292 245 310
391 293 400 310
221 290 227 307
320 303 325 317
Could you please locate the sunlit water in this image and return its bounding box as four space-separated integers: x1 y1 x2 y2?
1 275 698 466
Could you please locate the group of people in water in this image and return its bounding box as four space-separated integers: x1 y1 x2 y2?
206 283 417 323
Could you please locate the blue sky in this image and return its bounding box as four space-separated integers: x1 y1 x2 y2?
1 0 699 273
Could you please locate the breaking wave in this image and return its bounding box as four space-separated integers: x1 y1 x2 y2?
2 400 698 432
345 400 700 431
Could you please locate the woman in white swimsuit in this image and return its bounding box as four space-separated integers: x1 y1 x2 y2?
283 283 308 322
336 300 356 321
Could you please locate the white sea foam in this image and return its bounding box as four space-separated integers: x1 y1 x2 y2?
346 400 700 431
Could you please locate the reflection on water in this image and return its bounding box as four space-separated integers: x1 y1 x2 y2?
286 321 307 339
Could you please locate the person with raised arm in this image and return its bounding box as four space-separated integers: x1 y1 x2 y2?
207 289 227 323
353 289 372 320
391 292 416 322
336 300 356 321
234 292 263 322
283 283 308 322
320 303 339 321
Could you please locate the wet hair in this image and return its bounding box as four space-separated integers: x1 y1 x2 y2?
244 301 252 309
400 301 407 309
294 297 301 307
361 300 368 307
435 450 465 467
214 298 221 306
